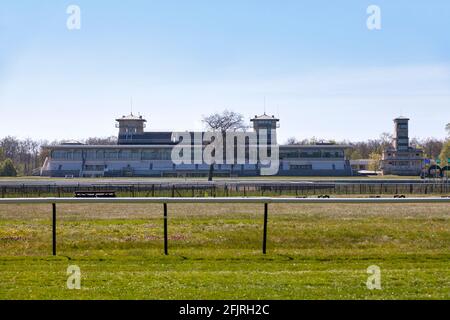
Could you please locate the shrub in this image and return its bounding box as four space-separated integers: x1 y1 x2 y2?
0 159 17 177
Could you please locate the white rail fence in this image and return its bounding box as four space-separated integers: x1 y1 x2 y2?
1 197 449 256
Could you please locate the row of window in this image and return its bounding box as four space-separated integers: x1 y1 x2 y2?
52 148 345 161
387 161 421 166
290 164 313 170
280 151 344 159
52 149 173 161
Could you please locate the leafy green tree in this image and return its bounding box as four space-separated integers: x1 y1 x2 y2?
440 140 450 166
346 149 363 160
0 159 18 177
0 148 5 162
368 152 382 171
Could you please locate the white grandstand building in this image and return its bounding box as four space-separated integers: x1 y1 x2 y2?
41 114 352 177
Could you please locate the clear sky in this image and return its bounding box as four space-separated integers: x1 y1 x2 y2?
1 0 449 143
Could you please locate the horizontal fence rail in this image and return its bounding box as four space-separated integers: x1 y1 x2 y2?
0 197 449 256
0 197 449 204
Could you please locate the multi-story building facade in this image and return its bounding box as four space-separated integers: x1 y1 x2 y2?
41 114 353 177
381 117 424 176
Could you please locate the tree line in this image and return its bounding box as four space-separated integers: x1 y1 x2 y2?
0 136 117 176
287 134 445 160
286 123 450 171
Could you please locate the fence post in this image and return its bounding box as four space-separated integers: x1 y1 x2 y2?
263 203 268 254
164 203 168 255
52 203 57 256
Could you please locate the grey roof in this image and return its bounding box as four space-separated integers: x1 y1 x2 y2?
44 143 351 150
118 132 189 145
43 144 174 149
60 140 84 145
116 113 147 121
251 113 279 121
280 144 351 149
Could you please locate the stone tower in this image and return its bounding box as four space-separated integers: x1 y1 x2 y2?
116 113 147 136
250 113 280 145
393 117 409 151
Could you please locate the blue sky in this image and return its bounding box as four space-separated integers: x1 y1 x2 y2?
0 0 449 142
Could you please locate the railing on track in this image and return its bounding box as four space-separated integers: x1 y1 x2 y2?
1 197 449 256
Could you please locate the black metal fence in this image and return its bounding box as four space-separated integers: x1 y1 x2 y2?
1 181 449 198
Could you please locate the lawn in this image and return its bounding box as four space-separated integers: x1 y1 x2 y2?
0 203 449 299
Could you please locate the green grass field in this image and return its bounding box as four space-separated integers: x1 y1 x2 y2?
0 202 449 299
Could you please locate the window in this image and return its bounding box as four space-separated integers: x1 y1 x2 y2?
52 150 72 160
290 164 312 170
283 151 298 158
160 149 172 160
299 152 310 158
96 150 104 160
119 150 130 160
84 165 105 171
104 150 118 160
86 150 96 160
298 151 318 158
142 150 159 160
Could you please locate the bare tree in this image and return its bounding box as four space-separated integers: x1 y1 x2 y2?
418 138 443 159
202 110 247 134
285 137 326 145
202 110 247 181
286 137 299 145
85 136 118 145
0 136 20 160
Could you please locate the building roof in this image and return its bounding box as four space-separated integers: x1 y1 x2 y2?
118 132 175 145
116 113 147 122
43 143 351 150
394 116 410 121
251 113 279 121
42 144 175 149
281 144 352 149
60 140 84 145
